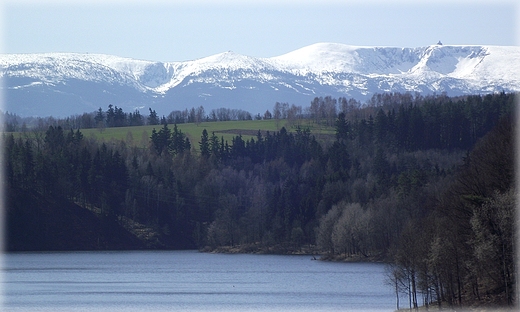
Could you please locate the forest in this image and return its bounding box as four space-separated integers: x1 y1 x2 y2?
4 91 516 309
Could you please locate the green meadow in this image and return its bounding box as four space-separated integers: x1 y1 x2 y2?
81 119 335 150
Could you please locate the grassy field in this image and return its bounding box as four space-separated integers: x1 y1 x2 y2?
80 119 335 150
7 119 336 153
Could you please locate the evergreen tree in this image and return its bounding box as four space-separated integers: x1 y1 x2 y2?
148 108 159 125
335 112 350 142
150 123 172 156
199 129 210 158
106 104 115 127
129 109 144 126
94 108 104 126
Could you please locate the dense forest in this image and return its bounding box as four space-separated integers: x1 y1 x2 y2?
4 92 516 309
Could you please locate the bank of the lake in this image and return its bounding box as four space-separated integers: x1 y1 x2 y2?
204 242 320 256
204 243 388 263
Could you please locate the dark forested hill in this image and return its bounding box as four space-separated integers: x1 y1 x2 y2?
6 188 146 251
4 92 516 308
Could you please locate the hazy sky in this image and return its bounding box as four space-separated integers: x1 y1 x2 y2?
2 0 518 62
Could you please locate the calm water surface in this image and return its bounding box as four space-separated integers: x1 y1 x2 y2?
2 250 396 311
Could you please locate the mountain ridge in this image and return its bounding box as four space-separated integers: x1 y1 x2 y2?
2 43 519 117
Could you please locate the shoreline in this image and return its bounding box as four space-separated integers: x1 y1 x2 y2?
202 243 388 263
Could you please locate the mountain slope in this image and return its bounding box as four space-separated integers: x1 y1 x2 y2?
1 43 519 117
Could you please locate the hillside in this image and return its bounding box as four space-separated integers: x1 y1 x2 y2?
4 92 516 307
79 119 335 150
2 43 519 117
6 188 146 251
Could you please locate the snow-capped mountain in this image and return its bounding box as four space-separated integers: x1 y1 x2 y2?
1 43 519 117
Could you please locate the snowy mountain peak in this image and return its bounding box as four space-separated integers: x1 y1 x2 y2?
189 50 273 72
270 42 372 74
1 43 519 117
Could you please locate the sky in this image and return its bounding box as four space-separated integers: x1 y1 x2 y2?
1 0 518 63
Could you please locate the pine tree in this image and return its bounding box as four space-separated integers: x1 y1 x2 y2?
148 108 159 125
335 112 350 142
199 129 210 158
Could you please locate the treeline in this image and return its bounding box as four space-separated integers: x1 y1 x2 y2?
2 105 255 132
4 92 516 308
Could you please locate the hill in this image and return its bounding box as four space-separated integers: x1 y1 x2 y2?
4 92 516 307
80 119 335 150
6 188 147 251
2 43 519 117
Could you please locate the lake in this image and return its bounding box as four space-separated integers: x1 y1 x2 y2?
2 250 397 311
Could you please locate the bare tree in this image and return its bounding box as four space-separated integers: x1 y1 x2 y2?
195 106 205 125
286 104 302 127
316 204 343 255
469 188 515 305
